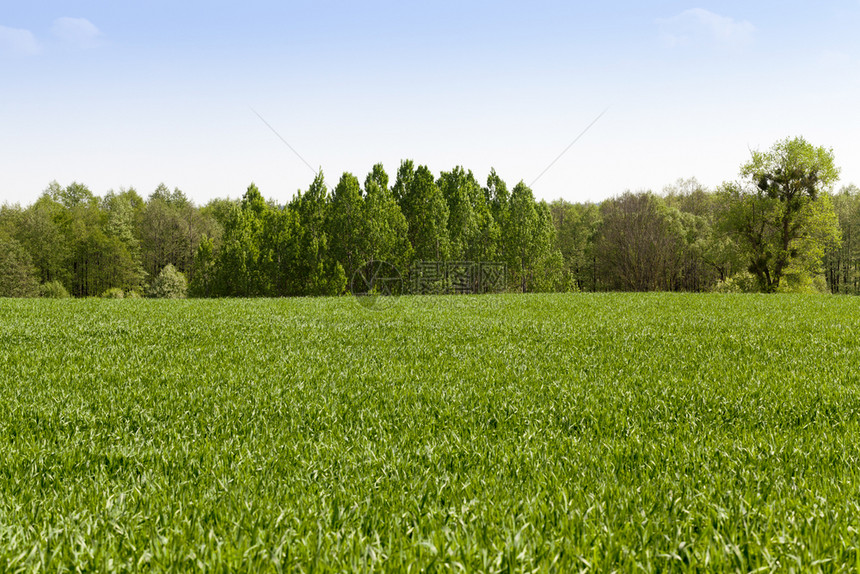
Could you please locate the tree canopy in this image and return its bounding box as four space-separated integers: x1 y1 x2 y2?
1 139 857 298
722 137 841 292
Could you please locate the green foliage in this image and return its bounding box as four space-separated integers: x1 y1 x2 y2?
100 287 125 299
712 271 759 293
48 180 97 209
824 184 860 294
438 166 480 260
551 199 601 291
503 183 568 292
139 184 220 282
146 264 187 298
327 172 366 280
722 137 842 292
775 271 830 294
531 201 570 291
1 295 860 570
663 178 745 290
188 235 217 297
0 203 25 238
101 188 143 258
68 222 143 297
18 194 71 285
214 184 268 296
258 207 302 297
200 197 238 233
485 168 509 223
596 191 691 291
743 137 840 200
0 235 39 297
394 161 450 261
291 173 347 296
504 182 539 291
363 164 413 270
38 280 70 299
150 182 190 207
3 149 856 298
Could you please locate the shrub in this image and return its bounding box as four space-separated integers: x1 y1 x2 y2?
101 288 125 299
147 264 187 299
775 270 831 294
712 271 759 293
39 280 70 299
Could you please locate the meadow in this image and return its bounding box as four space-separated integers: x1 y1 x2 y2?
1 293 859 572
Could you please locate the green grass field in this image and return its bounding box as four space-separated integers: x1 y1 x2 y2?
1 293 859 572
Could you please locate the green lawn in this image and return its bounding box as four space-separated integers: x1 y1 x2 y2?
1 294 859 572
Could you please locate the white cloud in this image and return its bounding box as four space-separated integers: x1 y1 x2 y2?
0 25 40 55
659 8 755 49
51 17 101 48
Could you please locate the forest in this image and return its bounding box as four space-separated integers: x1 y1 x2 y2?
1 136 858 298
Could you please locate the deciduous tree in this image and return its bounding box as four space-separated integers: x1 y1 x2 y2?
393 161 449 261
504 182 566 292
363 164 413 270
596 192 688 291
0 235 39 297
720 137 841 292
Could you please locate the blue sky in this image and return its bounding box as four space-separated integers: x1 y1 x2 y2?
2 1 859 206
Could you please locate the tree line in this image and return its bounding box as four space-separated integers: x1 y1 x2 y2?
1 137 858 298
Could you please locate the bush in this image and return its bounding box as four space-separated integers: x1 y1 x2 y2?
712 271 759 293
125 290 142 299
775 271 831 294
39 280 70 299
101 288 125 299
147 264 187 299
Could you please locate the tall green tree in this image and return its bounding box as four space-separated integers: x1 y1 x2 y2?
138 184 219 284
31 182 143 296
213 184 269 296
720 137 841 292
824 184 860 294
290 172 346 295
15 190 75 288
102 188 145 287
485 169 509 260
327 172 366 280
550 200 601 291
596 192 692 292
393 161 449 261
69 225 142 297
0 204 23 239
363 164 413 270
438 166 479 260
504 182 566 292
49 180 97 209
0 234 39 297
16 197 69 285
438 166 499 262
103 188 144 253
263 206 302 297
188 236 217 297
664 179 744 290
139 192 185 280
532 201 569 292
